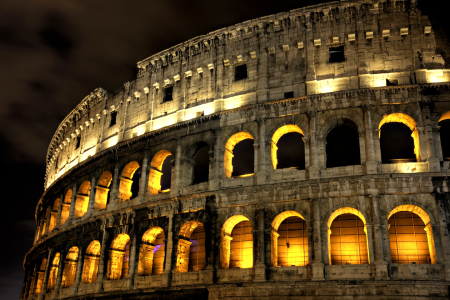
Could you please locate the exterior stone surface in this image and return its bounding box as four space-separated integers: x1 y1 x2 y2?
23 0 450 299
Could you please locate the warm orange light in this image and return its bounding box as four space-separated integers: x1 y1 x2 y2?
224 132 254 178
118 161 140 201
108 234 130 280
271 125 304 170
61 247 79 288
232 173 254 178
74 180 91 218
138 228 165 276
81 240 101 284
148 150 172 195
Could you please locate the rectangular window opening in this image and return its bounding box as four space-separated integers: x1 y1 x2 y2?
284 92 294 99
329 46 345 63
386 79 398 86
75 136 81 149
234 64 248 81
110 111 117 127
163 86 173 102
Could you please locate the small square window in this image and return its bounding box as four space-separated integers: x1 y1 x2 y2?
75 136 81 149
386 79 398 86
109 111 117 127
235 64 248 81
329 46 345 63
163 86 173 102
284 92 294 99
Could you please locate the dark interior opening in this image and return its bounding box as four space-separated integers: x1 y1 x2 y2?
161 155 173 190
193 143 210 184
329 46 345 63
163 86 173 102
326 123 361 168
75 136 81 149
277 132 306 170
130 167 141 199
380 123 416 163
439 119 450 160
232 139 254 176
386 79 399 86
110 111 117 127
235 64 248 81
284 91 294 99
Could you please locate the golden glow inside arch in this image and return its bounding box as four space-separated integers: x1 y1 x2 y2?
148 150 172 195
60 189 72 226
118 162 140 202
82 240 101 284
271 125 304 170
439 111 450 123
142 227 164 244
47 253 60 292
138 227 166 276
378 113 420 162
74 180 91 218
327 207 369 265
271 210 305 231
224 132 254 178
62 247 79 288
388 204 436 264
111 233 130 250
176 220 205 273
108 234 131 280
95 171 112 210
179 220 203 238
220 215 252 269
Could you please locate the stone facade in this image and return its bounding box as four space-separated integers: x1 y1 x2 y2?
22 0 450 299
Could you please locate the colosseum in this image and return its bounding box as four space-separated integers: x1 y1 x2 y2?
21 0 450 299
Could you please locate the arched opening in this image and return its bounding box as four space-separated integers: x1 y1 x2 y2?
328 208 369 265
148 150 173 194
271 125 306 170
326 120 361 168
192 143 210 184
74 181 91 218
49 199 59 232
388 205 436 264
224 132 254 178
94 171 112 210
438 113 450 160
81 240 101 284
138 227 166 276
47 253 60 292
61 246 79 288
60 189 72 225
271 211 308 267
379 113 420 163
35 258 47 294
220 215 253 269
176 221 206 273
107 234 131 280
42 209 50 235
118 162 140 202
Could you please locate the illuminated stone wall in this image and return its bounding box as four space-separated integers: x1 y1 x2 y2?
23 0 450 299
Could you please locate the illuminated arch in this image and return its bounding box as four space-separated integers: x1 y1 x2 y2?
81 240 101 284
47 253 60 292
176 220 206 273
379 113 421 162
108 234 131 280
327 207 369 265
62 247 79 288
94 171 112 210
271 125 305 170
60 189 72 225
138 227 166 276
74 181 91 218
439 111 450 123
224 132 254 178
438 111 450 160
388 205 436 264
220 215 253 269
148 150 172 195
271 211 308 267
34 258 47 294
48 199 59 232
118 162 140 202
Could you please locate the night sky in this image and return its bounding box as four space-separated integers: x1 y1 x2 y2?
0 0 447 299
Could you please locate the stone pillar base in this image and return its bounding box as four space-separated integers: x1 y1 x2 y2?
308 166 321 180
253 263 266 282
365 161 379 174
256 171 269 185
374 261 390 280
428 158 441 172
209 179 221 191
311 262 325 281
443 261 450 281
162 271 172 287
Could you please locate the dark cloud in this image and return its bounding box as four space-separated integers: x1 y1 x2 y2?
0 0 447 299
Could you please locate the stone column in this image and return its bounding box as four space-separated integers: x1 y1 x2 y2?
370 195 389 279
170 142 182 197
95 229 109 292
53 249 65 296
126 224 138 287
435 194 450 280
86 175 97 218
73 247 85 289
162 214 174 286
44 209 52 236
109 164 120 210
38 249 54 299
138 153 149 203
363 105 378 174
311 199 324 280
209 128 221 191
67 183 78 223
423 105 440 171
256 119 268 185
307 111 320 179
55 194 64 229
254 207 266 281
